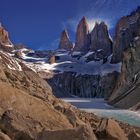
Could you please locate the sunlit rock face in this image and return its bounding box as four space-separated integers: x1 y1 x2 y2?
0 24 13 51
59 29 74 51
111 6 140 63
74 17 91 52
90 22 112 59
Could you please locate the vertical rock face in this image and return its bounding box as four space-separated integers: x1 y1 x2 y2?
111 7 140 63
59 29 74 51
0 24 13 49
108 37 140 108
74 17 90 52
90 22 112 58
47 72 118 99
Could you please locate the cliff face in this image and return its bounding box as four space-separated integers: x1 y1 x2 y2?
90 22 112 58
108 37 140 108
108 7 140 109
74 17 91 52
59 29 74 51
47 72 118 99
111 7 140 63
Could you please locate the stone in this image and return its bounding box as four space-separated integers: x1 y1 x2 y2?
96 119 128 140
37 125 97 140
0 131 11 140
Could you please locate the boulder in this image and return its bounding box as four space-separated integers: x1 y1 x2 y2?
37 125 97 140
0 131 11 140
96 119 128 140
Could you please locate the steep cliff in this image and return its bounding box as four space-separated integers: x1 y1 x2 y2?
108 37 140 108
74 17 90 52
47 72 118 99
111 7 140 63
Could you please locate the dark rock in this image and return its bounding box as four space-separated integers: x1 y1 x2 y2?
47 72 119 99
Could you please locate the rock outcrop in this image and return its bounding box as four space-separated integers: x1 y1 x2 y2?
90 22 112 59
74 17 90 52
0 24 13 51
59 29 74 51
111 6 140 63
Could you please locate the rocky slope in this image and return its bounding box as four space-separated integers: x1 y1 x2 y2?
0 46 135 140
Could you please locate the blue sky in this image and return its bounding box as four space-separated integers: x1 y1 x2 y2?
0 0 140 50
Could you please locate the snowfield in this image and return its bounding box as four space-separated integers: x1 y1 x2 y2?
22 50 122 76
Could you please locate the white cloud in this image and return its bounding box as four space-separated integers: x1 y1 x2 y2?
87 18 112 31
62 17 112 33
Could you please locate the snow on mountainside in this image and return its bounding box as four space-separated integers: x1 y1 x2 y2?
0 50 22 71
21 49 121 76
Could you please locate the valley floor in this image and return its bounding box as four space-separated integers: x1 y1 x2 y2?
62 98 140 128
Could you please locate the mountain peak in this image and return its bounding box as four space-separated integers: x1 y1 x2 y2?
74 16 90 52
58 29 73 51
90 21 112 58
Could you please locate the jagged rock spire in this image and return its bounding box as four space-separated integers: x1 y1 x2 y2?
58 29 74 51
90 21 112 58
74 16 90 52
